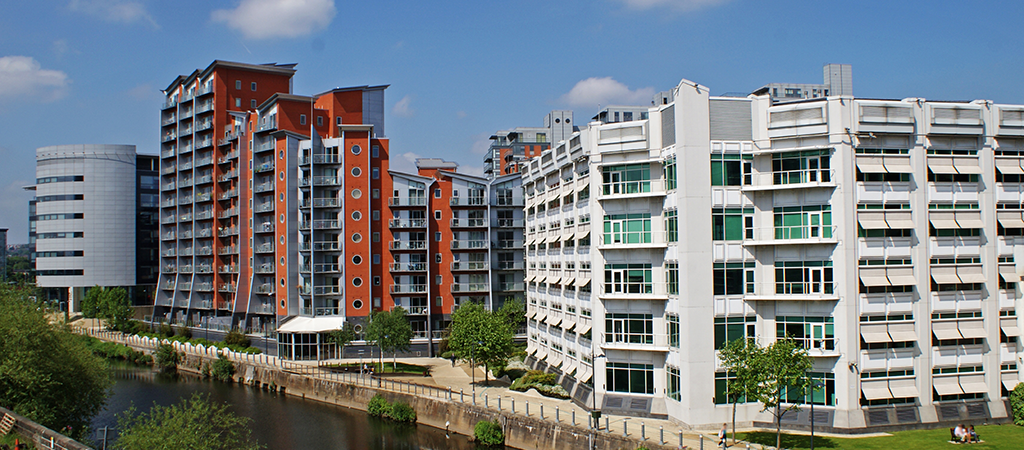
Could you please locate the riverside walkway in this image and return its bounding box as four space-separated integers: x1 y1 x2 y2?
76 325 779 450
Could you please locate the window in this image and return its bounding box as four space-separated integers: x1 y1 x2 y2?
667 366 681 401
372 254 381 264
664 159 677 190
372 232 380 242
435 253 442 263
775 261 833 294
715 372 751 404
604 264 652 294
623 112 633 122
929 170 978 183
434 210 441 220
710 154 750 186
712 208 753 241
668 314 680 348
785 372 835 406
667 263 679 295
300 114 307 125
250 99 256 108
665 210 678 242
317 116 323 126
372 145 379 158
251 82 257 91
603 213 652 244
372 189 380 199
235 98 241 108
714 262 755 295
372 210 380 221
351 145 362 155
858 170 910 183
774 205 832 239
372 168 380 179
606 362 654 394
602 163 651 195
714 316 755 349
777 316 835 351
236 80 241 90
772 150 831 184
434 189 441 198
435 232 441 241
605 313 653 344
373 276 381 286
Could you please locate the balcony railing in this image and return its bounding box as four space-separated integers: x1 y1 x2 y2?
390 262 427 272
254 243 274 253
254 182 274 193
254 203 274 213
745 225 838 245
389 197 427 207
217 246 237 255
745 169 835 191
390 240 426 250
313 220 341 230
451 261 488 270
496 261 525 270
498 282 525 291
451 283 489 292
312 198 340 208
494 218 524 227
254 263 273 274
391 284 427 294
254 284 274 295
312 176 339 185
494 240 524 249
218 226 238 237
407 306 428 315
451 218 487 227
313 286 340 295
599 179 666 199
389 218 427 228
451 240 488 250
219 284 236 292
450 197 487 206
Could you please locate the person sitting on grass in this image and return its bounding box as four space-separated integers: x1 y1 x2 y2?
967 425 980 443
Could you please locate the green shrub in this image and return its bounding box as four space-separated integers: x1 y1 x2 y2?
367 394 391 418
158 323 174 338
474 420 504 446
201 362 211 378
224 330 250 348
174 326 192 339
388 401 417 423
1011 382 1024 425
155 343 179 372
211 355 235 382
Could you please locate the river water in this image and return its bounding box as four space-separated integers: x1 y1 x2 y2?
90 365 476 450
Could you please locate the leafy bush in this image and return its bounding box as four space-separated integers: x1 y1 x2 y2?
155 343 179 372
224 330 251 348
82 337 152 365
367 394 391 418
388 401 417 423
211 355 235 382
521 370 556 385
474 419 504 446
158 323 174 338
174 326 192 339
1011 382 1024 425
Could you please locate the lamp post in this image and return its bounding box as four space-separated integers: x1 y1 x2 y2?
809 378 824 450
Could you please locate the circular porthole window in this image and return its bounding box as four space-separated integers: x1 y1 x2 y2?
279 235 285 245
279 171 285 180
280 278 285 286
352 299 363 309
565 118 570 123
352 233 362 243
279 150 284 159
279 257 285 266
555 118 560 123
352 255 362 265
280 300 286 308
351 167 361 177
279 192 284 202
279 213 285 223
351 189 362 199
351 145 362 155
352 211 362 221
352 277 363 287
353 324 363 333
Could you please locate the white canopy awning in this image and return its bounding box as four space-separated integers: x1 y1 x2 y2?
887 267 917 286
887 322 917 342
277 316 346 333
955 211 985 229
884 211 915 229
933 376 965 395
998 212 1024 229
932 321 963 340
1002 374 1021 391
927 157 959 174
860 323 892 343
956 265 987 284
996 158 1024 174
856 156 887 173
861 380 893 400
958 320 987 339
888 378 920 398
577 321 592 335
1001 317 1022 337
959 374 988 394
857 212 889 230
953 157 983 174
883 156 914 173
929 212 960 229
579 364 593 383
859 268 891 287
930 266 962 284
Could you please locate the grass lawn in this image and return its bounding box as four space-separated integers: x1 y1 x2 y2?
738 424 1022 449
324 362 429 375
1 432 37 449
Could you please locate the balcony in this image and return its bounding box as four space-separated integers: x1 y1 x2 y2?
255 222 274 233
161 149 175 159
407 306 428 315
217 246 237 255
389 197 427 207
301 241 340 251
494 240 524 249
196 264 213 273
162 265 176 273
496 261 525 270
162 249 177 257
494 218 524 228
254 203 274 213
744 226 838 246
389 218 427 228
391 284 427 294
162 133 177 143
195 210 214 220
162 98 176 110
218 265 239 274
196 246 213 256
313 286 340 295
598 231 668 249
390 262 427 272
162 115 176 126
254 182 274 193
312 176 339 186
310 263 339 273
450 197 487 207
497 282 525 291
179 265 193 274
254 161 274 173
217 208 238 219
195 282 213 292
254 243 275 254
255 141 275 152
218 189 238 200
494 197 524 207
217 170 238 182
390 240 427 250
218 151 239 164
313 220 341 230
254 263 274 274
218 226 238 237
196 119 213 131
178 214 193 223
743 282 839 301
451 261 488 271
162 183 177 191
257 118 277 132
451 283 489 292
254 284 274 295
196 228 213 238
219 284 237 293
311 198 340 208
451 240 488 250
598 284 670 300
195 192 212 202
451 218 486 228
601 334 671 352
598 179 666 200
744 169 836 191
162 232 176 241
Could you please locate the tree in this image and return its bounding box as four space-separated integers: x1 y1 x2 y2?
326 323 357 359
718 337 761 446
365 307 413 371
0 284 111 439
115 393 261 450
447 301 516 384
99 287 134 332
749 338 812 450
82 285 103 318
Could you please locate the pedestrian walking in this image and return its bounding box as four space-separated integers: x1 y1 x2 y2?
718 423 727 448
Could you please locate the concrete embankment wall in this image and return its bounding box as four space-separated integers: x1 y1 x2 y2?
178 353 677 450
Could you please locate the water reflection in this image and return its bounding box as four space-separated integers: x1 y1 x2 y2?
94 365 476 450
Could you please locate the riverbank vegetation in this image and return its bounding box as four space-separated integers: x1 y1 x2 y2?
130 325 263 354
115 393 261 450
0 284 110 440
79 335 153 366
366 394 417 423
509 370 569 399
323 361 430 375
473 419 504 447
447 300 524 385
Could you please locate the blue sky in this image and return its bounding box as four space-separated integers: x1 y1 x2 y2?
2 0 1024 243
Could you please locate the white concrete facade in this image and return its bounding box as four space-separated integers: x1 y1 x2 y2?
525 79 1024 430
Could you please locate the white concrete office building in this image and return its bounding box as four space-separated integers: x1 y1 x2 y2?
524 71 1024 431
28 144 141 311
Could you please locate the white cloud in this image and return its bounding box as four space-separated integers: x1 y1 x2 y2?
68 0 158 27
211 0 336 40
0 56 70 103
614 0 731 11
392 95 414 118
559 77 654 108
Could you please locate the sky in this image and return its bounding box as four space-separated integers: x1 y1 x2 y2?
3 0 1024 244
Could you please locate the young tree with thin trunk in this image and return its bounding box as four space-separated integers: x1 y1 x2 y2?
717 337 761 446
365 307 413 372
326 323 357 359
751 338 812 450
